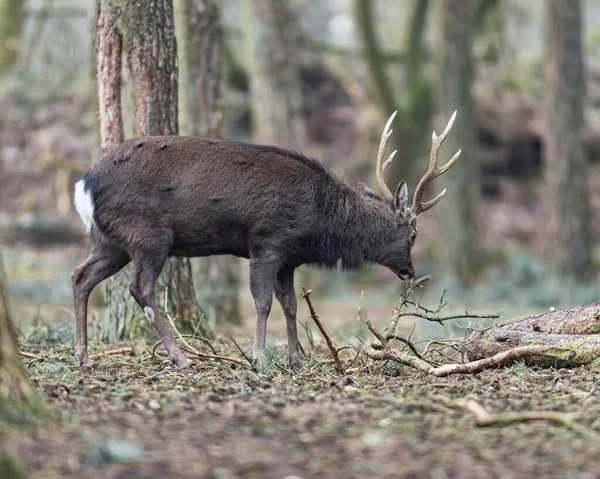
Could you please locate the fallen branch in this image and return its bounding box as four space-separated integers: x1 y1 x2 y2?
360 277 581 377
429 345 575 377
362 342 432 373
302 286 345 373
90 347 134 359
449 399 597 437
161 291 246 366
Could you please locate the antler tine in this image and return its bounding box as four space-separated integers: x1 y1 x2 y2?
409 111 460 218
376 111 397 198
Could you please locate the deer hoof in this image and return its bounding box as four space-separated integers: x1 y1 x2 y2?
171 355 191 370
289 354 303 369
75 351 93 369
252 354 266 372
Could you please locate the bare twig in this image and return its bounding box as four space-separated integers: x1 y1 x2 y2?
230 336 256 370
449 399 597 437
301 286 344 373
19 351 42 360
163 294 246 366
90 347 134 359
387 334 428 362
395 310 500 324
365 318 388 346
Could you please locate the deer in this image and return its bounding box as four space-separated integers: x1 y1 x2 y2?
72 111 460 370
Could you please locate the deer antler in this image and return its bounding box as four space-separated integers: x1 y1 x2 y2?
376 111 398 198
408 111 461 218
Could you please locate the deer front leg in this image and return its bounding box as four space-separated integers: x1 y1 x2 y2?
274 267 302 368
249 255 280 370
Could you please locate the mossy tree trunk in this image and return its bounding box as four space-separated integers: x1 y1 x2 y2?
0 253 46 431
438 0 482 286
175 0 241 325
97 0 212 340
0 0 26 76
543 0 592 280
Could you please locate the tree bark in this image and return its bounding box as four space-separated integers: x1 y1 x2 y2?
465 303 600 367
244 0 306 149
99 0 212 339
543 0 592 279
175 0 241 325
96 0 123 151
438 0 481 286
0 252 46 431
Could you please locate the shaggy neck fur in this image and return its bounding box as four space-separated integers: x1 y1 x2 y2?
307 178 398 270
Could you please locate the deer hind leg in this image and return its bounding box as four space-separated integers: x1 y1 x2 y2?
274 267 302 368
128 247 190 369
71 246 129 367
249 255 281 370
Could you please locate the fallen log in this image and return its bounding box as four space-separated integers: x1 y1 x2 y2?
466 303 600 367
501 303 600 335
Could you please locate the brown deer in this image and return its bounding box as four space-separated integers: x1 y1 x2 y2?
72 111 460 369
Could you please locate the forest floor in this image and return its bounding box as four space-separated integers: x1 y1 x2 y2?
4 335 600 479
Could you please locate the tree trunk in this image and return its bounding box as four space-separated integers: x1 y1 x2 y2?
465 303 600 367
438 0 481 286
244 0 312 288
244 0 306 149
0 253 46 431
96 0 123 151
0 0 26 76
543 0 592 279
175 0 241 325
99 0 212 340
353 0 433 185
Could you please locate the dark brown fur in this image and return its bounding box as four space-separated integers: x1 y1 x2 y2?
72 136 416 369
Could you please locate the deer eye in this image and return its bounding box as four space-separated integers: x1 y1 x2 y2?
410 231 417 243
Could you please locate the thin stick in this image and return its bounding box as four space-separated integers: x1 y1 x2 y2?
90 347 134 359
163 294 246 366
167 314 245 365
185 351 246 365
301 286 344 373
229 336 256 370
395 310 500 324
20 351 42 360
449 399 597 437
365 318 388 346
387 334 428 362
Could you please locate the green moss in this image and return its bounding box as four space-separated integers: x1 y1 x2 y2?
0 453 27 479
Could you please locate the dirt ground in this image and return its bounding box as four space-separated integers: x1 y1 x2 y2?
4 335 600 479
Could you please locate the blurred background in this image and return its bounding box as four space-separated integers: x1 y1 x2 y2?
1 0 600 348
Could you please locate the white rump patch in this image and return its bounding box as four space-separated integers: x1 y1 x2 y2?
144 307 156 324
73 179 95 233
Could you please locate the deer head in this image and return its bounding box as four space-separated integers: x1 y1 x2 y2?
372 110 461 279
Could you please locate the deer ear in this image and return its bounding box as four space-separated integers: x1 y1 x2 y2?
357 182 375 197
394 180 409 212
